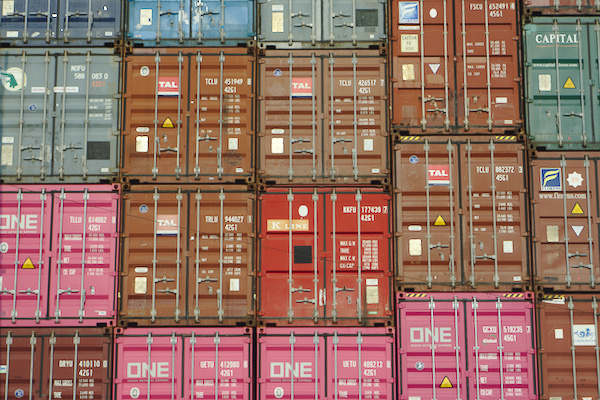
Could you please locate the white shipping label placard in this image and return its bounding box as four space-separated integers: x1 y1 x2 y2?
539 74 551 92
228 137 239 150
363 138 374 151
6 31 18 38
546 225 559 242
140 9 152 25
366 286 379 304
366 279 378 286
409 239 422 256
503 240 513 253
572 324 596 346
53 86 79 93
2 136 14 144
134 277 147 294
230 278 240 291
1 144 13 166
272 12 284 33
271 137 284 154
554 328 563 339
496 97 508 104
31 87 46 94
401 34 419 53
136 136 149 153
402 64 415 81
2 1 14 16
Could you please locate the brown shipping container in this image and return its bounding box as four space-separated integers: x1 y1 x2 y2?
121 48 254 184
395 136 530 291
391 0 522 135
531 154 600 290
536 294 600 400
119 185 254 326
0 328 113 400
257 50 389 185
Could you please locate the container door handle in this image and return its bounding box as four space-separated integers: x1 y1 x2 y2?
313 333 319 399
453 298 462 400
311 54 317 180
447 140 456 287
48 333 57 400
290 333 296 400
151 189 159 321
72 333 80 400
214 333 220 400
472 298 482 400
190 333 196 395
356 190 363 322
7 189 22 322
288 54 294 180
146 334 153 400
357 332 363 400
35 190 46 321
288 190 295 321
329 54 336 180
217 52 225 179
153 52 160 179
334 332 339 400
313 189 319 321
4 333 12 400
576 20 587 147
78 189 89 322
496 298 506 400
45 0 51 42
194 191 202 321
332 190 339 321
352 54 359 180
81 52 92 179
560 156 573 287
429 298 438 400
28 333 36 399
55 189 67 321
15 51 28 180
553 21 564 146
218 189 225 321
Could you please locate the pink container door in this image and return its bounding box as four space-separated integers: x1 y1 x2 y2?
397 293 536 400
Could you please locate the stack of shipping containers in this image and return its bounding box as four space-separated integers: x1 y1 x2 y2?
0 0 599 400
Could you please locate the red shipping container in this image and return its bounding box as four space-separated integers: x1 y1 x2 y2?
397 292 537 400
394 137 530 291
257 187 392 326
530 153 600 290
0 185 120 326
0 328 113 400
121 48 255 184
536 294 600 400
391 0 522 134
113 328 252 400
257 327 395 400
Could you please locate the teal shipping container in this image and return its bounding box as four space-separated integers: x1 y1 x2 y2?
524 17 600 151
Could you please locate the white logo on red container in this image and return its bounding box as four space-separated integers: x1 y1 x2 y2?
127 362 170 378
156 215 178 235
270 362 313 378
158 77 179 96
0 214 38 231
428 165 450 186
291 78 312 98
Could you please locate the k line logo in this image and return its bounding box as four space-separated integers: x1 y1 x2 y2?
540 168 561 191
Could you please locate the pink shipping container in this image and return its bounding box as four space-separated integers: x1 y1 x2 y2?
0 184 120 327
397 292 537 400
257 187 393 326
113 327 252 400
257 327 395 400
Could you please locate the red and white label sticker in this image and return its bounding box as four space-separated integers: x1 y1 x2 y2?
158 77 179 96
156 214 178 235
291 78 312 97
428 165 450 186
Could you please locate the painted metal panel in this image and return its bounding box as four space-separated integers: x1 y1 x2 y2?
257 187 392 326
0 184 120 326
0 48 121 183
119 185 254 326
258 50 389 185
397 292 537 400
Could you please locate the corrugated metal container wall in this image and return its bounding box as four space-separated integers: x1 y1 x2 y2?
0 48 121 183
523 17 600 151
114 328 252 400
394 137 531 291
397 292 537 400
536 294 600 400
390 0 522 135
257 0 387 47
0 0 122 46
0 327 113 400
257 327 395 400
257 187 392 326
257 50 389 185
523 0 600 15
121 48 255 184
530 153 600 290
125 0 254 45
0 184 120 326
119 185 254 326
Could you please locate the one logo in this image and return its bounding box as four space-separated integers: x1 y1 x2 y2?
158 77 179 96
398 1 419 24
270 362 313 378
1 68 27 91
428 165 450 186
291 78 312 98
541 168 561 191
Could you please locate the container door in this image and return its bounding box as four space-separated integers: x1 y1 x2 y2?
115 331 183 400
53 51 119 180
326 190 391 323
455 0 520 132
0 331 44 400
259 0 317 43
190 189 254 323
323 0 385 44
0 0 58 43
193 0 254 42
0 187 50 323
395 140 459 288
121 189 188 323
0 50 55 179
122 51 189 181
127 0 191 41
392 0 455 131
59 0 121 44
184 331 252 400
48 188 118 324
531 156 599 289
324 53 388 182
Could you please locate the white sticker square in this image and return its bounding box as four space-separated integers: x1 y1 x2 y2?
271 137 284 154
140 9 153 26
363 138 374 151
2 1 14 16
1 145 13 166
402 64 415 81
134 277 147 294
503 240 513 253
401 34 419 53
366 286 378 304
539 74 551 92
272 12 284 33
554 328 563 339
547 225 559 242
409 239 422 256
228 137 239 150
230 278 240 292
136 136 149 153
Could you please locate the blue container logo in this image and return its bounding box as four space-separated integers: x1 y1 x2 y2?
540 168 561 191
398 2 419 24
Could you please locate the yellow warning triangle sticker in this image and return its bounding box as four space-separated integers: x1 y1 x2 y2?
440 376 453 388
434 214 446 226
21 257 35 269
161 117 174 128
571 202 584 214
564 78 576 89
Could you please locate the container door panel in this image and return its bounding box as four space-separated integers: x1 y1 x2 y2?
59 0 121 43
259 0 316 43
128 0 191 41
0 0 58 43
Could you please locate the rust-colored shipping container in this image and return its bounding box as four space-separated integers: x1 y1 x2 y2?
536 294 600 400
390 0 522 135
395 136 530 291
531 154 600 290
257 187 393 326
0 327 113 400
257 50 389 185
121 48 255 184
119 185 254 326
